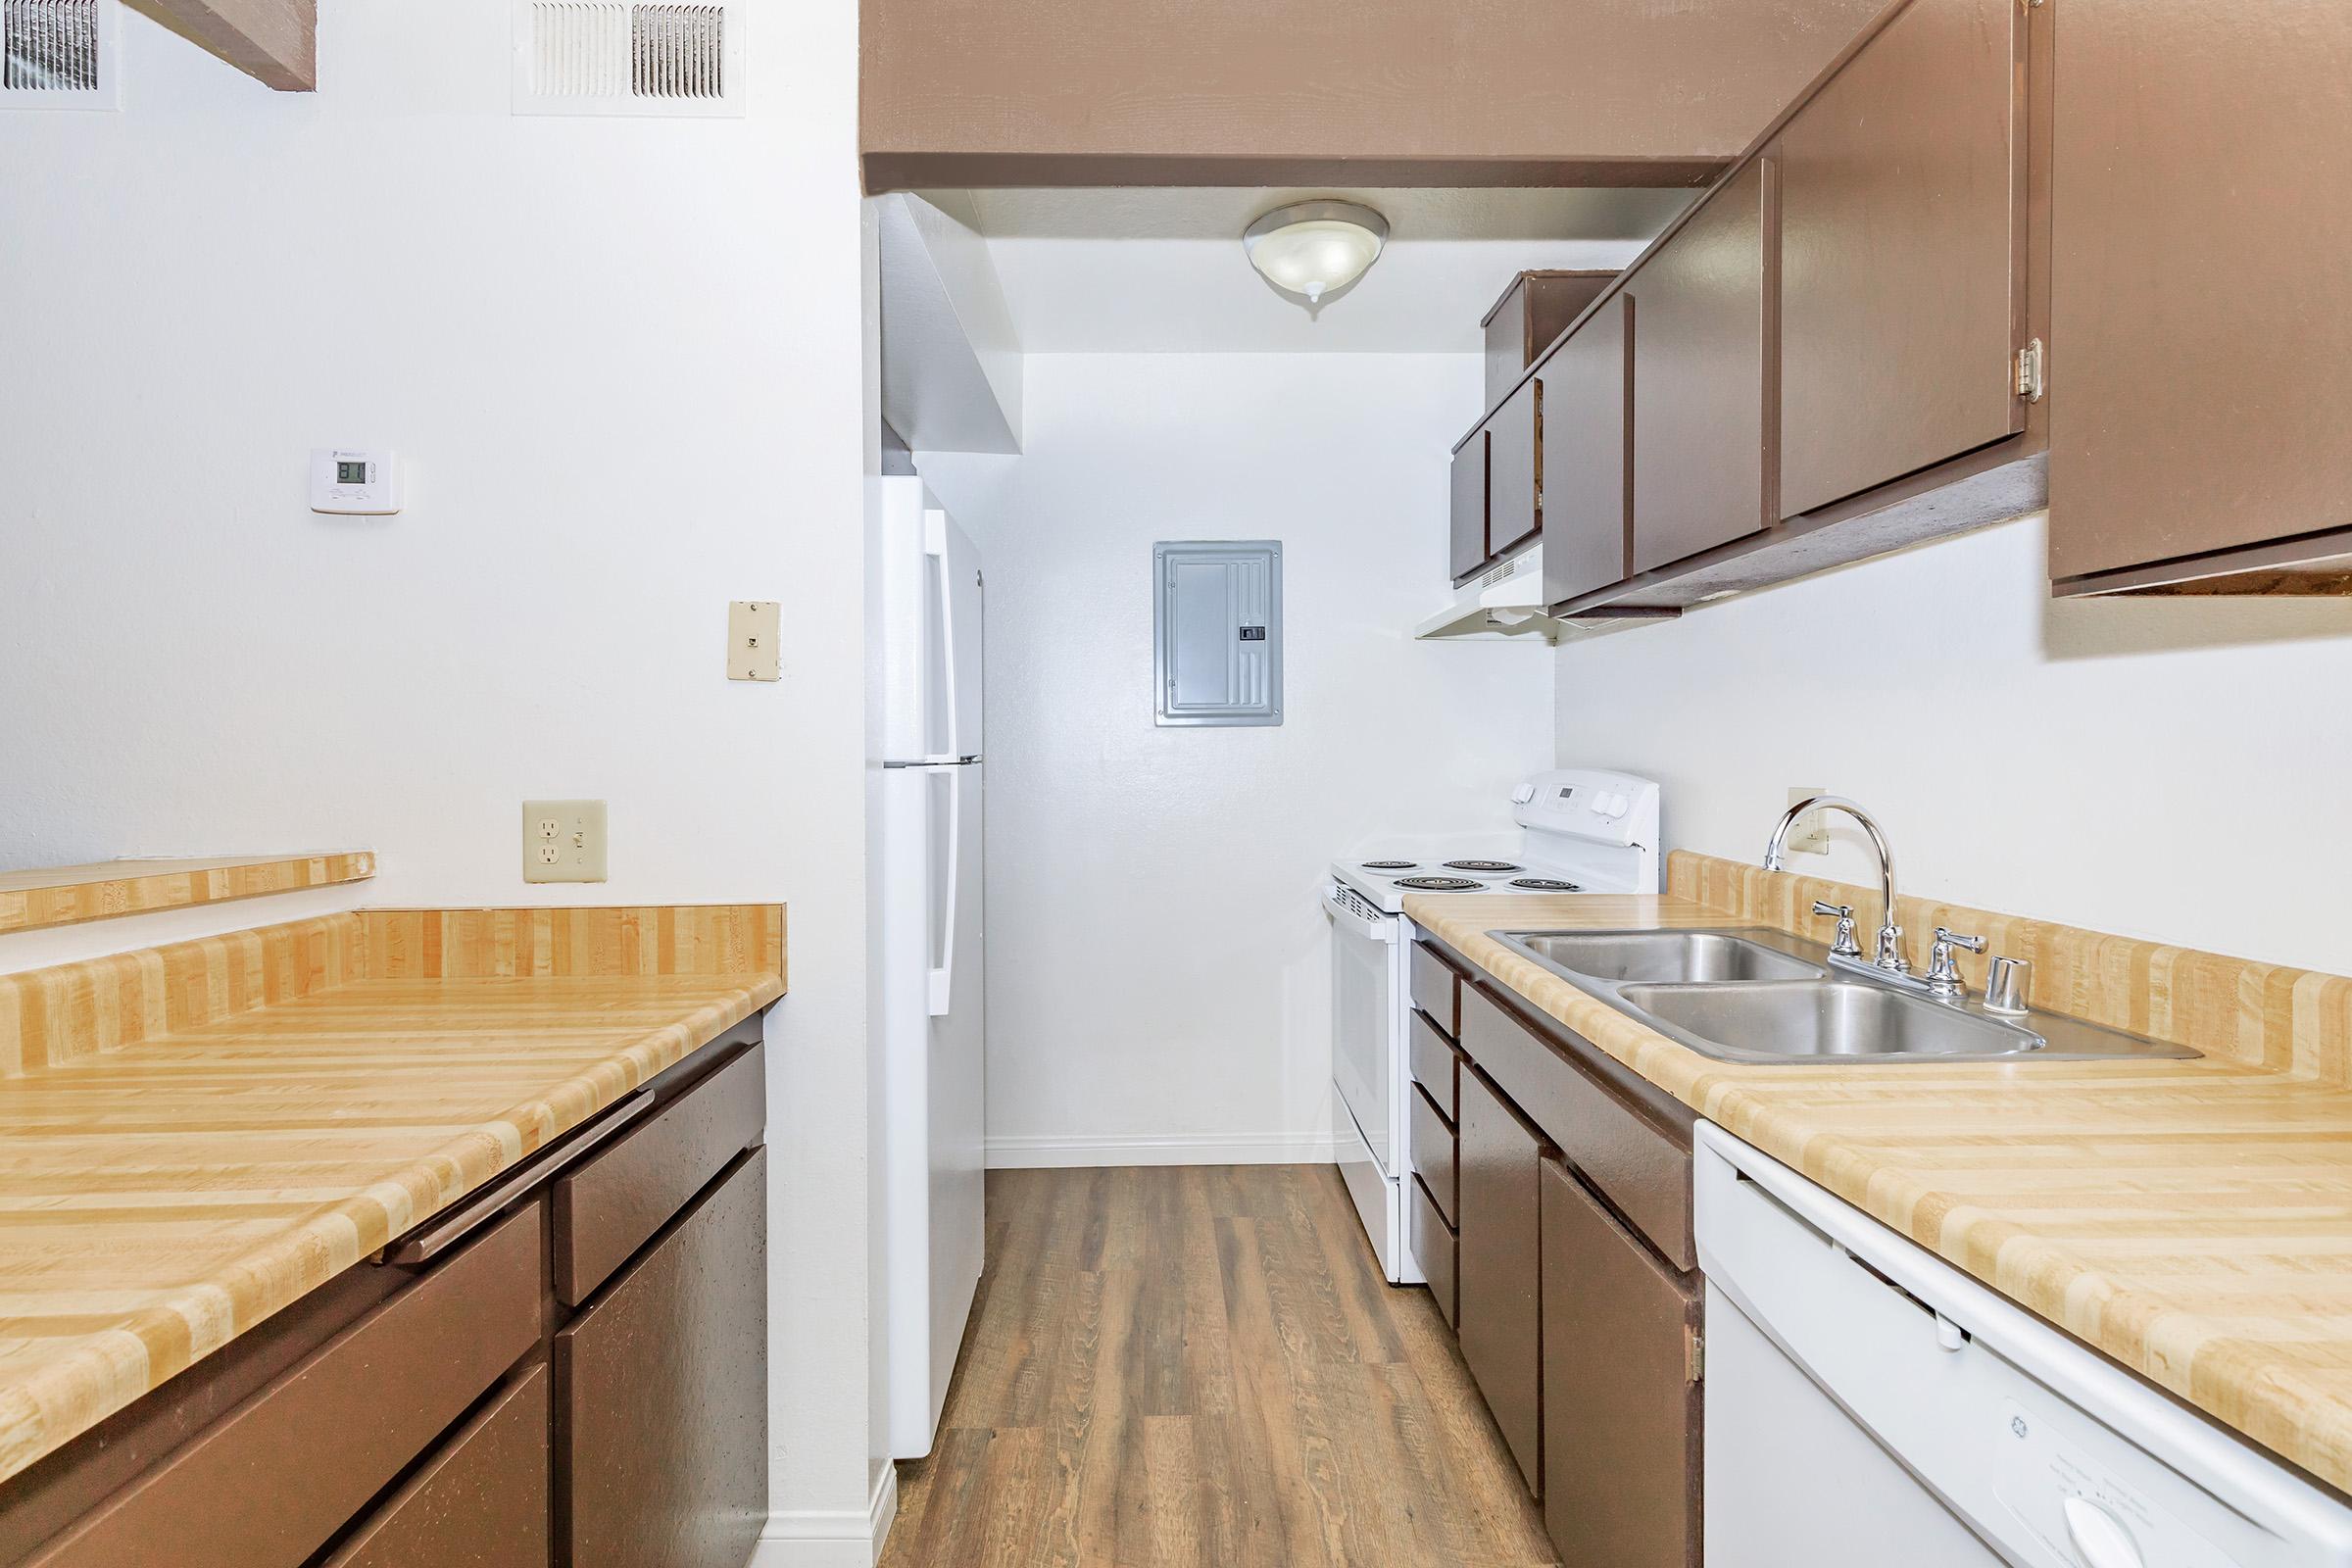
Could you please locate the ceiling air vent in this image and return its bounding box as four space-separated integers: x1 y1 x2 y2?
514 1 744 118
1 0 119 109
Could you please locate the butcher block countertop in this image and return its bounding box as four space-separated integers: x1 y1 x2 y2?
1407 850 2352 1496
0 852 376 935
0 904 784 1484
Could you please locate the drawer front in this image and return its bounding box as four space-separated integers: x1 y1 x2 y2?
1409 1174 1458 1331
1461 986 1694 1273
1408 1008 1459 1120
29 1203 544 1568
1409 1082 1458 1226
556 1042 765 1305
1409 941 1461 1037
559 1148 768 1568
322 1363 551 1568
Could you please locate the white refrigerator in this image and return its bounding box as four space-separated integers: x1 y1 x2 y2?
874 475 988 1459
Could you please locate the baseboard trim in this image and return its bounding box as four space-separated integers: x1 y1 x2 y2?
752 1463 898 1568
986 1132 1344 1169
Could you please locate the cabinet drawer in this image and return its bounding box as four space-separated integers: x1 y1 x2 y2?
559 1148 768 1568
28 1203 543 1568
321 1363 550 1568
1409 941 1461 1037
1408 1008 1459 1120
1461 986 1694 1273
1410 1083 1457 1226
556 1042 764 1305
1409 1174 1457 1331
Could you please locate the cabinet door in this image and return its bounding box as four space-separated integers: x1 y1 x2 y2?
1541 293 1632 607
558 1148 768 1568
1631 160 1767 575
1456 1065 1544 1496
1487 375 1543 560
2048 0 2352 583
1448 428 1491 582
1540 1158 1700 1568
1779 0 2025 519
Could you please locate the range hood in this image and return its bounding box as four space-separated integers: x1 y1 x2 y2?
1413 544 1565 641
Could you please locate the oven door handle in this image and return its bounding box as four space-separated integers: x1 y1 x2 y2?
1324 885 1397 942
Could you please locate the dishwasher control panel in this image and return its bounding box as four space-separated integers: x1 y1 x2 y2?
1994 1395 2238 1567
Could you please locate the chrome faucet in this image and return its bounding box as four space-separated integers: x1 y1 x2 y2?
1763 796 1908 974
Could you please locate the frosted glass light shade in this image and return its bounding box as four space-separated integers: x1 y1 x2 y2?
1242 200 1389 304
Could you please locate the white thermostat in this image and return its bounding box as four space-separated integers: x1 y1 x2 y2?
310 449 402 514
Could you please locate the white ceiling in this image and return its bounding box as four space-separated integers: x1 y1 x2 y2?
930 187 1698 354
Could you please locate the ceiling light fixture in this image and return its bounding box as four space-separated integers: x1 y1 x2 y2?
1242 199 1389 306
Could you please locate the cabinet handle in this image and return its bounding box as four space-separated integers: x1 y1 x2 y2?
380 1090 657 1266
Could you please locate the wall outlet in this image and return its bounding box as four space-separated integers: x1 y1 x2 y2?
728 600 781 682
1784 787 1832 856
523 800 608 883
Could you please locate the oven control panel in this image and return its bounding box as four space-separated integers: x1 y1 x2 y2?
1512 768 1659 849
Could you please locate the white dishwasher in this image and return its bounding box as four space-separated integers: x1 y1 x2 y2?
1695 1123 2352 1568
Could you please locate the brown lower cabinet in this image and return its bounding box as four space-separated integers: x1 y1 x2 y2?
323 1363 552 1568
1454 1063 1549 1496
1540 1157 1701 1568
0 1020 771 1568
1418 955 1703 1566
560 1147 769 1568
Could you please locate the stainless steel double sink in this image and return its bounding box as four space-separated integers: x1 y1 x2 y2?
1491 928 2197 1065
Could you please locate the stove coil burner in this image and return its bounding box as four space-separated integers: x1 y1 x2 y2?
1509 877 1583 892
1394 875 1483 892
1443 859 1523 873
1360 860 1419 870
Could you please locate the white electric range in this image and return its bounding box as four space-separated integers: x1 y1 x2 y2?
1323 767 1662 1281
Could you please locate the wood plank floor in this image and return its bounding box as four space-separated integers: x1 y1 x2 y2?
878 1165 1557 1568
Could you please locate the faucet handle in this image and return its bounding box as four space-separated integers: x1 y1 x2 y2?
1810 901 1863 958
1925 928 1987 998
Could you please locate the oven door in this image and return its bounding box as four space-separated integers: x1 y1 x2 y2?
1325 883 1399 1178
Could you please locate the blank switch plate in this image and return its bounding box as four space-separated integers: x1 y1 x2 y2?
523 800 608 883
1784 787 1831 856
729 601 781 682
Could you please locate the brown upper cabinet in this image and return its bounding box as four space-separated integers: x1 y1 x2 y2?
1776 0 2025 520
1487 376 1544 564
2046 0 2352 593
1485 271 1616 413
1630 159 1770 576
1445 0 2057 619
1449 428 1492 583
1541 294 1633 607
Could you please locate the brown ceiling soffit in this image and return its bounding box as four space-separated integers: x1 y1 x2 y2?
858 150 1729 196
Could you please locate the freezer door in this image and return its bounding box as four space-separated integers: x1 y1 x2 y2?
881 760 987 1459
875 478 986 763
926 507 986 760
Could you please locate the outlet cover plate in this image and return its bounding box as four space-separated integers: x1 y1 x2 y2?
729 601 781 682
524 800 608 882
1784 788 1831 856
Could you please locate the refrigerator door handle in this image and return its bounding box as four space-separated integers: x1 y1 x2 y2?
927 763 960 1017
925 508 960 762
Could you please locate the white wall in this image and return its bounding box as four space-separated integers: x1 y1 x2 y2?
920 353 1553 1165
0 5 879 1558
1556 513 2352 976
